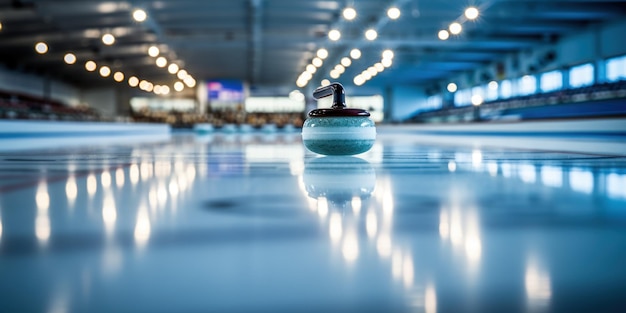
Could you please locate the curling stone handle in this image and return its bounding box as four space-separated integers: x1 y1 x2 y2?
313 82 346 109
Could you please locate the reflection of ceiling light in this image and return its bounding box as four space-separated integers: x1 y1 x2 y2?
312 57 323 67
488 81 499 90
168 63 179 74
350 48 361 59
133 9 147 22
367 67 378 76
465 7 479 20
113 72 124 82
306 64 317 74
387 7 401 20
447 83 458 93
328 29 341 41
343 7 357 20
85 61 97 71
321 79 331 86
449 22 462 35
64 53 76 64
374 63 384 72
341 57 352 67
35 42 48 54
335 64 345 74
148 45 159 57
102 33 115 45
296 79 307 88
177 70 188 80
365 29 377 41
438 30 450 40
382 58 392 67
156 57 167 67
128 76 139 87
0 21 3 31
330 70 340 79
99 66 111 77
317 48 328 59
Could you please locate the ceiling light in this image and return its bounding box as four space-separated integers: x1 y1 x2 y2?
447 83 458 93
35 42 48 54
362 71 372 80
168 63 179 74
374 63 384 72
306 64 317 74
300 71 312 81
296 79 307 88
449 22 462 35
328 29 341 41
102 33 115 45
156 57 167 67
341 57 352 67
113 72 124 82
139 80 148 90
381 58 392 67
148 45 159 57
64 53 76 64
471 94 483 106
365 29 377 41
354 75 365 86
312 57 323 67
330 70 340 79
177 70 188 80
161 85 170 95
145 82 154 92
128 76 139 87
321 79 331 86
343 7 357 20
85 60 97 71
367 67 378 76
465 7 479 20
133 9 147 22
350 48 361 59
184 77 196 88
99 66 111 77
387 7 401 20
174 81 184 92
335 64 345 74
382 49 394 60
488 81 499 90
438 30 450 40
0 21 3 31
154 85 162 95
317 48 329 59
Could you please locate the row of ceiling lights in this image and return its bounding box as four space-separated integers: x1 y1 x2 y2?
296 5 402 88
327 5 402 42
438 7 480 40
353 50 394 86
13 9 195 96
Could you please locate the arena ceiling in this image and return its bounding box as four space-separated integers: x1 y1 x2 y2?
0 0 625 95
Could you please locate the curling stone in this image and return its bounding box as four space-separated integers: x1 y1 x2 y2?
301 83 376 155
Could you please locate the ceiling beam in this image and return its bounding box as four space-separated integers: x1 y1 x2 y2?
248 0 263 84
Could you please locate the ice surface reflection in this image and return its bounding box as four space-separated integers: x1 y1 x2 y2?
0 134 624 312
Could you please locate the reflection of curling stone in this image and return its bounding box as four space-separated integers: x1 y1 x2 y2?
302 83 376 155
303 156 375 209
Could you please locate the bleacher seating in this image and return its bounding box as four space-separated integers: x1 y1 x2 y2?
410 80 626 123
0 90 100 121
